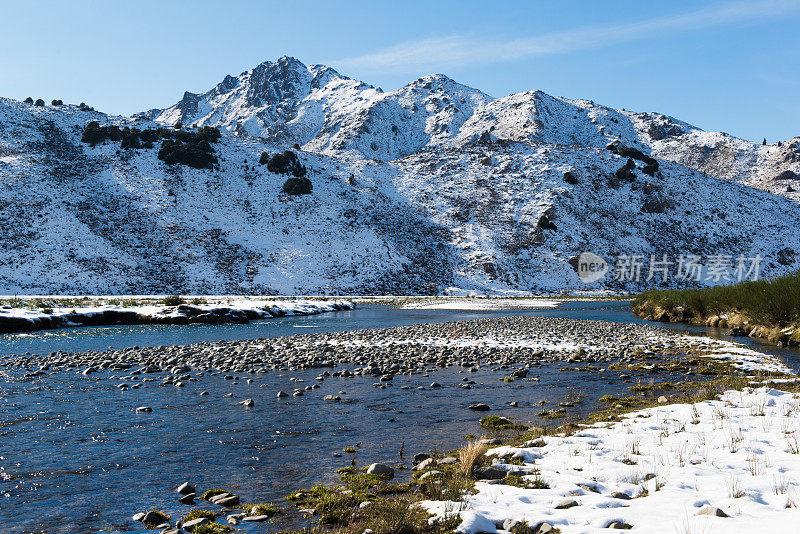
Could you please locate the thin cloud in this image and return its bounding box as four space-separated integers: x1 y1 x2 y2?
332 0 800 74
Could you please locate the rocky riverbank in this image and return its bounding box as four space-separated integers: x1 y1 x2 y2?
0 299 355 334
633 300 800 348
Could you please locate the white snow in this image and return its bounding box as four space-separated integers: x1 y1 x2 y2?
396 298 560 310
422 386 800 534
0 298 354 325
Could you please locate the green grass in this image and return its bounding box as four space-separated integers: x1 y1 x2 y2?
193 523 234 534
479 416 529 431
182 509 216 522
634 271 800 326
162 294 186 306
240 502 279 517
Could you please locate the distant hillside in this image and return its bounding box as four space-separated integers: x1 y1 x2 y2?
0 57 798 294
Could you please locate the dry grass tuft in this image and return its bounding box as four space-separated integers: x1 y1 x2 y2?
458 441 488 478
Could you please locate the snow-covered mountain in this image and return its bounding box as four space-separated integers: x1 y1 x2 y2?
1 57 798 295
146 57 799 197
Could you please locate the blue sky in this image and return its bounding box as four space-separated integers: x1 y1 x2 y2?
1 0 798 141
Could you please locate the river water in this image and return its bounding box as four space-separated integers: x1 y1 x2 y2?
0 301 797 534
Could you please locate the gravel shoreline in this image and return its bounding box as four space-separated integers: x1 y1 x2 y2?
2 316 781 380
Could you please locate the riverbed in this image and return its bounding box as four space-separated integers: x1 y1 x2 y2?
0 302 797 534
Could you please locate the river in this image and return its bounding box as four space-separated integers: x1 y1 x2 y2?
0 301 797 534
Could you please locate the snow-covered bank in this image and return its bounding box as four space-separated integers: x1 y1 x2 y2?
0 299 355 334
423 386 800 534
394 298 561 311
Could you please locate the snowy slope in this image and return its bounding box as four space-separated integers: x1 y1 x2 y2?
2 92 800 295
145 57 799 198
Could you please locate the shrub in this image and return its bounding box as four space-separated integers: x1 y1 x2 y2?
174 121 183 130
615 164 636 182
563 171 579 184
618 145 659 169
80 121 126 145
195 126 221 143
121 131 141 149
259 152 270 165
267 150 306 177
162 295 186 306
34 99 45 107
51 99 63 106
158 139 217 169
24 97 33 104
282 176 313 195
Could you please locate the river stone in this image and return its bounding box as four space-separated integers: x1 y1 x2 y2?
140 510 169 525
468 403 491 411
242 515 270 522
610 491 631 500
474 465 506 480
553 498 579 509
179 493 195 504
414 458 435 471
536 524 554 534
176 481 195 495
183 517 209 531
607 521 633 529
277 390 288 398
413 453 431 465
324 395 341 401
136 406 153 413
239 398 254 407
216 495 240 507
366 463 394 479
696 505 728 517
